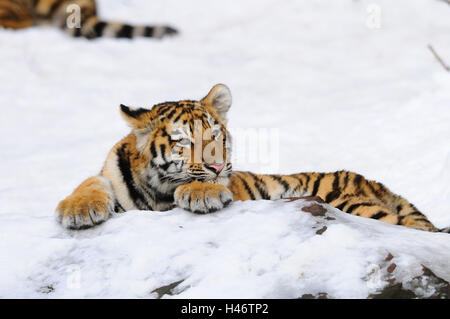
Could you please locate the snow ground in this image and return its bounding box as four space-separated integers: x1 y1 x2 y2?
1 199 450 298
0 0 449 298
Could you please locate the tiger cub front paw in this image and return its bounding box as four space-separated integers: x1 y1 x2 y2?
55 177 114 229
174 181 234 214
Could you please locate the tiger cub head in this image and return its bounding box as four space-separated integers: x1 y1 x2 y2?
120 84 233 187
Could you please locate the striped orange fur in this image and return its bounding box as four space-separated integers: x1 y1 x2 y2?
56 84 446 233
0 0 177 39
228 171 438 231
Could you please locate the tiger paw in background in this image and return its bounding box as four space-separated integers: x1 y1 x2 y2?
0 0 178 39
56 176 115 229
174 181 233 214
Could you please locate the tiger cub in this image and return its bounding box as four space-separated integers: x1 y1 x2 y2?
0 0 177 39
56 84 448 233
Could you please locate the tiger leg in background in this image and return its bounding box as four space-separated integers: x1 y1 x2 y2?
38 0 178 39
0 0 177 39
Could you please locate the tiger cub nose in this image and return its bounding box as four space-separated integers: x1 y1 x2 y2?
205 163 225 174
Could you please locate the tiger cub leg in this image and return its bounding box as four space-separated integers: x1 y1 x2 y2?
174 181 233 214
56 176 115 229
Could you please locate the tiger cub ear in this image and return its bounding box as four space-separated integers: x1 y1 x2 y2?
120 104 155 130
200 84 232 120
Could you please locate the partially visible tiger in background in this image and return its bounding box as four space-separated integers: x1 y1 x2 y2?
0 0 177 39
56 84 449 233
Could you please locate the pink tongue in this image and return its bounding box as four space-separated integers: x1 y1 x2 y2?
210 163 225 172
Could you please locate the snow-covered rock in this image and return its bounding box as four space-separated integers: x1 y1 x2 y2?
1 198 448 298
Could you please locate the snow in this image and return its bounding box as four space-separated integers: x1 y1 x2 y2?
1 199 449 298
0 0 449 298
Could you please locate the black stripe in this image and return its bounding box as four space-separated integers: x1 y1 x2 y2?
366 181 381 199
372 211 388 219
116 24 133 38
120 104 149 118
248 172 270 200
116 143 151 210
311 173 324 196
159 144 166 161
303 174 311 192
410 211 425 217
73 27 82 37
157 104 174 116
150 141 158 158
49 1 62 17
236 174 256 200
345 202 373 214
336 200 348 211
93 21 107 37
161 127 169 138
293 175 304 187
325 190 340 203
166 108 178 120
293 175 304 193
270 175 289 194
332 172 340 190
153 191 174 203
172 109 186 123
376 182 386 194
353 174 363 188
342 171 349 190
325 172 341 203
144 26 154 37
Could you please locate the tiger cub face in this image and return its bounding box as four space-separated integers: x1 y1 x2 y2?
119 84 233 190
